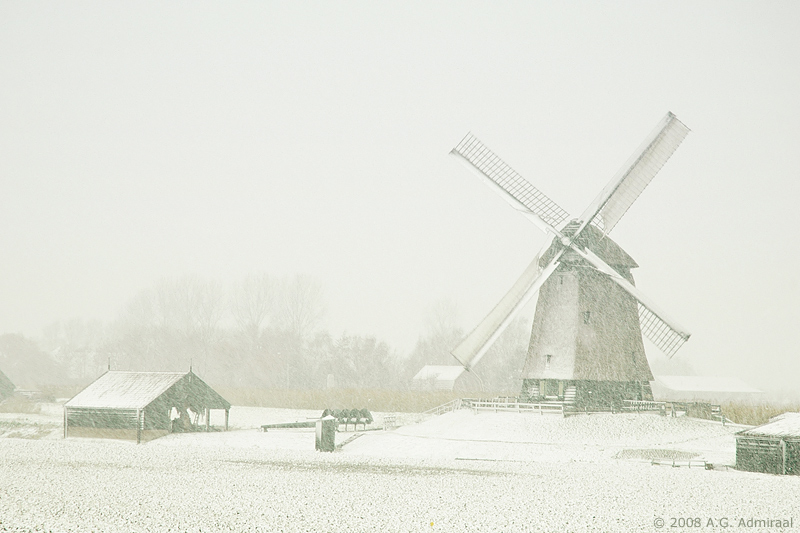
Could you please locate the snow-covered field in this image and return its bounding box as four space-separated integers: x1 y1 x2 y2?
1 404 799 532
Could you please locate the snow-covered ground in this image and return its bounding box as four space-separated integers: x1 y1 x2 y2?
346 409 744 466
1 404 799 532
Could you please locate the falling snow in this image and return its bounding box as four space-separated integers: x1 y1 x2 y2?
1 405 799 532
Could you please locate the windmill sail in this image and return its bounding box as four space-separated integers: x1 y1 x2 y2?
576 247 690 358
452 254 561 371
638 304 689 358
575 112 690 236
449 113 691 377
451 133 570 233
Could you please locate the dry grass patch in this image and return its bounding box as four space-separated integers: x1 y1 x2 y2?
212 387 512 413
720 401 800 426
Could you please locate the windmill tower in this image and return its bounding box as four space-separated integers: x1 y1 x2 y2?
449 112 691 409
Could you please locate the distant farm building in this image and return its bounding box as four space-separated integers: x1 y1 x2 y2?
412 365 479 392
64 371 230 443
0 367 14 401
650 375 763 403
736 413 800 475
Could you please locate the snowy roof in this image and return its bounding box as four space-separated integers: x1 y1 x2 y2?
412 365 465 382
737 414 800 439
770 412 800 423
653 375 762 394
0 367 14 397
65 371 229 410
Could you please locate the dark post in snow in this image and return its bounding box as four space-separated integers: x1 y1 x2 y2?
315 415 336 452
136 409 142 444
781 439 787 475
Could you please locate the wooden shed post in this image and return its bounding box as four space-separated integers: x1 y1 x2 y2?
781 439 787 475
225 409 229 431
205 407 210 432
137 409 142 444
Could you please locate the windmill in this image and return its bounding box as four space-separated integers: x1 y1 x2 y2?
449 112 690 409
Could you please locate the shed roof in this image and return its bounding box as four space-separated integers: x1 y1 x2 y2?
413 365 465 382
653 375 762 394
737 414 800 439
65 371 229 410
0 367 15 398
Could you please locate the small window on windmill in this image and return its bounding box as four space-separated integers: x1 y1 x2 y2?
583 311 591 324
545 354 552 370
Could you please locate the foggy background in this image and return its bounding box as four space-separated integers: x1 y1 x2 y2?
1 2 798 395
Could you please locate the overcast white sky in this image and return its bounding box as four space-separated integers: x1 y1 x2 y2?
1 2 798 392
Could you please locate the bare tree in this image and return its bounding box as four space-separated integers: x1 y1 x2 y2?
109 277 226 375
276 274 325 340
192 278 226 376
407 298 465 373
230 273 274 344
224 273 276 386
425 298 463 342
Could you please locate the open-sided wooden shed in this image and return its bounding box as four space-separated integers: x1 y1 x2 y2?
64 370 230 443
736 413 800 475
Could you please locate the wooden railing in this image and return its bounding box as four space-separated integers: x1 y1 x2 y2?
382 414 397 430
422 398 463 417
463 398 565 416
418 397 727 422
651 458 711 469
664 401 726 424
622 400 667 414
420 397 566 417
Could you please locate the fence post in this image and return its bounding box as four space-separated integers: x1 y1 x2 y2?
781 439 787 475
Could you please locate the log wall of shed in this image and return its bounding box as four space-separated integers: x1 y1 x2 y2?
736 437 800 475
66 408 139 429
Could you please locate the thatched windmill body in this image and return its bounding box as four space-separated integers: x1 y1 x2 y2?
449 113 691 408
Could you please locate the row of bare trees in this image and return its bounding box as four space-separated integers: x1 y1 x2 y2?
36 274 326 386
9 276 530 392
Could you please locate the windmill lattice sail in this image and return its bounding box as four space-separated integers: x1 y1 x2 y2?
574 246 691 360
638 304 689 358
451 133 570 229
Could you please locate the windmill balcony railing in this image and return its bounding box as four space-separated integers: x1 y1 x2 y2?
622 400 667 414
464 398 566 416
